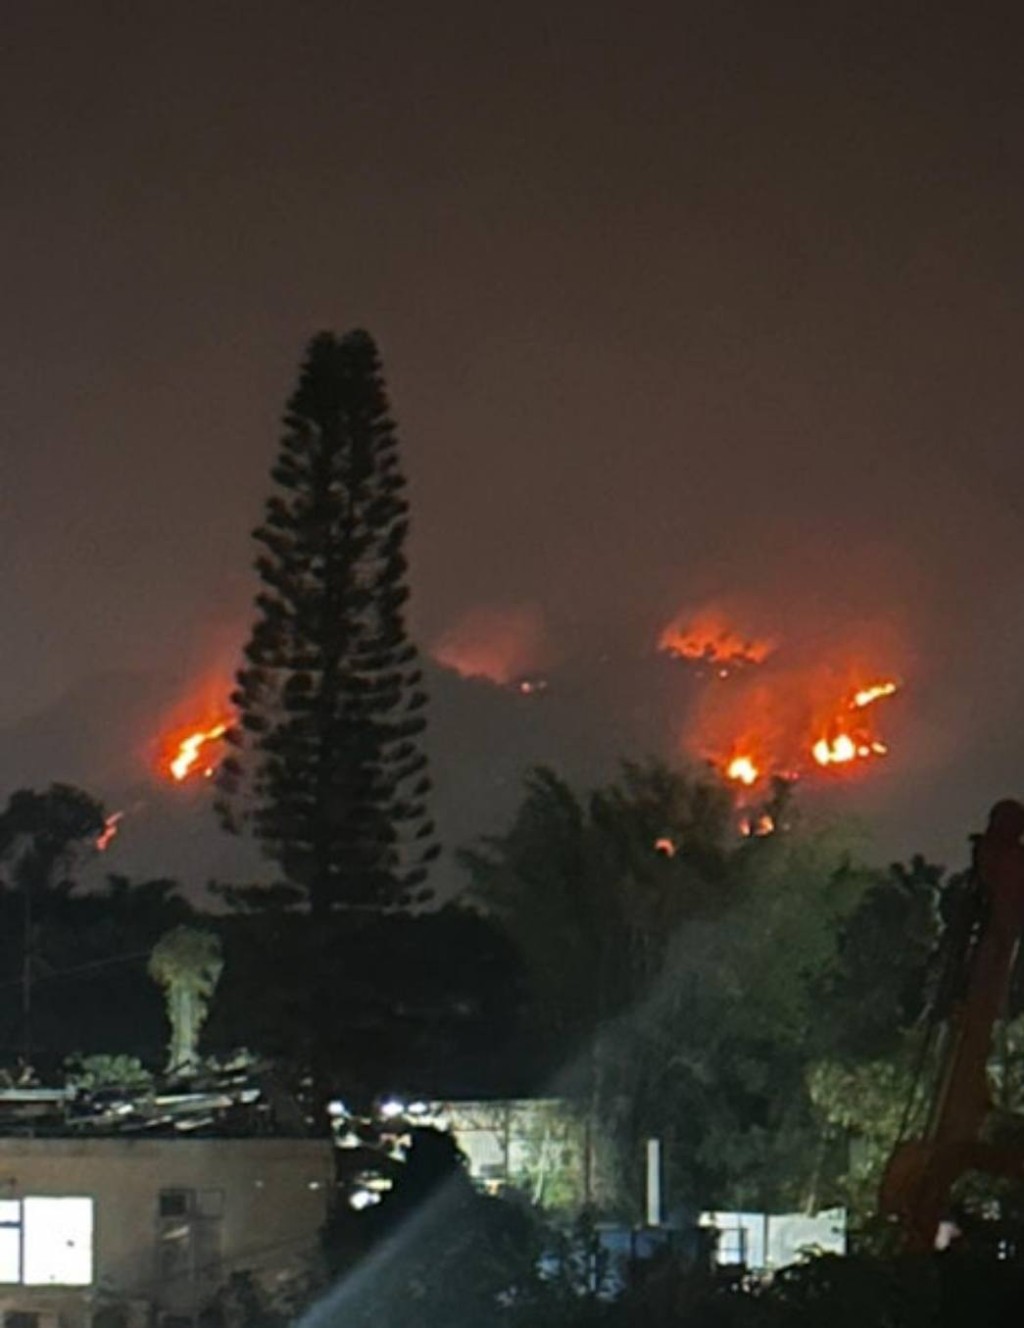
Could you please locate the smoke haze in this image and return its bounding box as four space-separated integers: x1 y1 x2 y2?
4 2 1024 878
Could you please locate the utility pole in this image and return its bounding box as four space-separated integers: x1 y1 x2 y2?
21 882 33 1067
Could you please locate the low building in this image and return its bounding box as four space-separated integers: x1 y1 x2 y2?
336 1097 591 1211
436 1099 589 1208
700 1208 847 1271
0 1087 333 1328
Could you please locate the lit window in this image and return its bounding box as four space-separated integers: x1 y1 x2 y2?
0 1198 94 1286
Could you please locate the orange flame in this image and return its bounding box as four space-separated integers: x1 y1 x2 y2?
811 680 898 771
726 755 760 786
741 813 775 837
165 721 229 782
659 608 776 671
811 733 857 767
689 656 901 787
851 681 898 709
812 735 888 768
96 811 124 851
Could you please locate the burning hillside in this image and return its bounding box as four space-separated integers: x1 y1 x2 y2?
95 810 124 851
141 603 902 826
152 677 234 785
659 607 777 675
694 663 900 788
163 721 230 781
662 606 903 789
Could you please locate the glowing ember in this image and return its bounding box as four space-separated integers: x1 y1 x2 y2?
659 609 775 672
851 681 898 709
812 732 889 769
167 722 229 782
741 813 775 837
812 734 857 767
812 682 898 771
654 836 678 857
96 811 124 851
726 755 760 786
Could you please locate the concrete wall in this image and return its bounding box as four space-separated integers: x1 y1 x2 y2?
0 1136 333 1327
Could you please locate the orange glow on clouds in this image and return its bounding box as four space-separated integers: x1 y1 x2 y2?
432 605 546 686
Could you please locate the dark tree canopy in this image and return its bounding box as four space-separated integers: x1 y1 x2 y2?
217 330 438 915
0 784 106 897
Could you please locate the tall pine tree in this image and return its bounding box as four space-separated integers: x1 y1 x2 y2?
217 331 438 917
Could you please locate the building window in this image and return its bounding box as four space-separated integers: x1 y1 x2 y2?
6 1312 41 1328
158 1190 193 1219
0 1197 94 1286
157 1188 223 1290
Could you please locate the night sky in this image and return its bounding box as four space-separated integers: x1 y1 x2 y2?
5 2 1024 885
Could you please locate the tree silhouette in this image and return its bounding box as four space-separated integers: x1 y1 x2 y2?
0 784 105 898
217 330 437 917
0 784 106 1062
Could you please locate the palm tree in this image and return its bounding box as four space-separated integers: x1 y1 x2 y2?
148 927 224 1076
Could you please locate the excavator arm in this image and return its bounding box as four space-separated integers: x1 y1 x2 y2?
879 800 1024 1251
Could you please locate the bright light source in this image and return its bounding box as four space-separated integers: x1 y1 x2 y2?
851 681 898 709
349 1189 381 1210
165 721 229 782
379 1099 404 1119
726 756 759 786
23 1197 94 1286
0 1226 18 1282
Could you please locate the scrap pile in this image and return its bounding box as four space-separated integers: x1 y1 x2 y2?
0 1062 310 1137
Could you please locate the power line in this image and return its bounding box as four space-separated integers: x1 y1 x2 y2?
0 948 154 993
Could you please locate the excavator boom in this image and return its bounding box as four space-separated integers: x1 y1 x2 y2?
879 800 1024 1250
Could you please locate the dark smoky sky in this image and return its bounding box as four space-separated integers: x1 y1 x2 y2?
5 1 1024 872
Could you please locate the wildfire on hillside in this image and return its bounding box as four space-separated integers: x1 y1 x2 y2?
159 719 231 782
852 682 898 709
726 755 760 786
96 810 124 851
809 677 899 773
150 661 239 787
740 813 775 838
659 607 776 676
709 670 900 788
672 601 904 789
